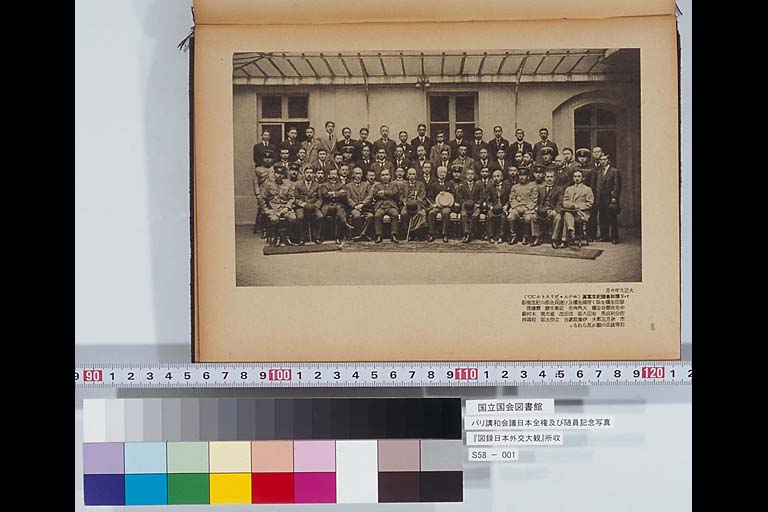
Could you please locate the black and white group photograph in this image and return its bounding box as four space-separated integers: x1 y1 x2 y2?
232 48 641 286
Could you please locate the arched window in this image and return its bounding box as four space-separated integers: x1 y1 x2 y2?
574 104 619 164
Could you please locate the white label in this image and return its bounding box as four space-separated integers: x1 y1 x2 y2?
465 399 555 415
468 448 519 462
465 415 615 430
467 431 564 446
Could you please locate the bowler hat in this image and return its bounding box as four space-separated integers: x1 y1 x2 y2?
463 200 476 211
405 200 419 213
303 204 317 214
491 204 504 215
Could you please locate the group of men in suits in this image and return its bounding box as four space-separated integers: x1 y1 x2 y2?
252 123 622 247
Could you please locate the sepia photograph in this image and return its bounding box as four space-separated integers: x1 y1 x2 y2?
233 49 641 287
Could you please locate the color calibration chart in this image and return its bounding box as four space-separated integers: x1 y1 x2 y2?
83 398 462 506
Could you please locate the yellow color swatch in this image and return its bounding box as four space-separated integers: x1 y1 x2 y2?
209 473 251 504
209 441 252 473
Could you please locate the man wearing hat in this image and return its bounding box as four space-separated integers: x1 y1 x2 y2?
561 169 594 248
451 144 474 179
345 167 374 241
486 169 511 243
539 146 558 174
506 170 538 245
429 130 450 163
253 128 276 168
340 144 357 169
294 167 324 245
532 164 547 187
509 128 533 162
425 165 455 243
372 168 401 243
320 168 354 244
595 153 622 244
400 168 427 241
455 167 485 243
411 124 433 156
532 169 564 248
262 164 298 246
253 148 277 235
371 148 394 181
533 128 559 162
286 161 302 191
335 127 360 161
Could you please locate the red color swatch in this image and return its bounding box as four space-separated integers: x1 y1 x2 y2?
251 473 295 503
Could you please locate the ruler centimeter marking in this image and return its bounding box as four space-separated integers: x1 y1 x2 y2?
75 362 691 388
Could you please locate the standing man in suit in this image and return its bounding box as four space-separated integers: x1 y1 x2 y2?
493 148 509 180
595 153 622 244
314 149 336 174
411 124 433 156
532 169 564 248
488 126 510 160
358 127 374 159
486 169 511 243
430 130 450 162
396 130 414 160
374 125 397 161
506 170 538 245
280 126 301 160
302 126 321 168
425 165 455 243
455 167 485 243
474 147 493 175
449 128 469 160
509 128 533 161
561 169 594 248
469 128 489 161
401 168 427 241
356 145 374 175
317 120 337 157
346 166 374 241
533 128 559 162
319 168 353 244
372 148 394 181
451 145 474 178
433 146 453 175
372 169 401 243
392 146 411 173
412 145 431 177
334 127 359 160
253 128 276 168
294 166 323 245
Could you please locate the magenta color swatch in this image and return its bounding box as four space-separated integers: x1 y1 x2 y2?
293 441 336 472
294 472 336 503
83 443 125 474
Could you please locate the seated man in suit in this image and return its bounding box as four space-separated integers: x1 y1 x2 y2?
338 164 351 186
400 168 428 242
507 170 538 245
506 166 520 186
455 167 485 243
262 164 297 247
372 168 401 243
486 169 511 244
393 166 408 200
532 169 565 248
419 161 435 188
561 169 594 248
425 165 455 243
319 168 354 244
294 166 324 245
346 167 374 241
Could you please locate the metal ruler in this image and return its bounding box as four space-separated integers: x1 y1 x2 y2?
76 362 691 388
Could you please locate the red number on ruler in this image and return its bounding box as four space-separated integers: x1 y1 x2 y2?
454 368 478 380
83 370 103 382
641 367 665 379
268 369 292 381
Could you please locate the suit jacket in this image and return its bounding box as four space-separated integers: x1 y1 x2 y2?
533 140 559 161
432 158 453 174
371 159 394 181
508 182 538 210
536 184 565 216
253 142 276 167
493 159 509 176
301 138 321 167
313 158 337 174
477 177 494 201
392 157 412 172
576 163 596 190
345 181 373 208
451 156 475 178
554 163 576 188
509 141 533 158
395 142 414 160
562 183 594 213
319 180 349 206
455 180 486 207
335 138 360 159
402 180 427 208
418 172 436 190
393 178 409 203
317 132 338 156
371 181 400 210
358 140 375 160
412 158 432 177
595 166 622 212
486 181 512 208
294 179 322 209
488 137 511 159
279 139 302 160
449 139 470 160
410 135 433 155
473 159 495 174
425 179 455 207
469 140 489 161
355 158 375 175
373 138 397 160
430 141 451 162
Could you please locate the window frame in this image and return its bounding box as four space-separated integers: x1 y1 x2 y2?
427 92 479 139
257 93 310 143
